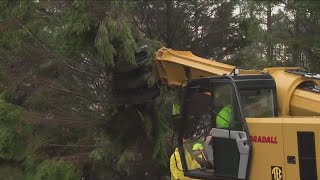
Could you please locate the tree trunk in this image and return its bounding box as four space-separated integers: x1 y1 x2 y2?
266 2 274 63
165 1 173 47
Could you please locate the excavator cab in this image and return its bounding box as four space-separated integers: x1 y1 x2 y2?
176 74 277 180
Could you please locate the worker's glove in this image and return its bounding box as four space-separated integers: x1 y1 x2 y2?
195 157 212 169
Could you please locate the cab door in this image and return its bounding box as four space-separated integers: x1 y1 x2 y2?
177 78 252 180
211 128 250 179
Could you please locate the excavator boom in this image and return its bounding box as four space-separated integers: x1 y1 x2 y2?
155 47 260 87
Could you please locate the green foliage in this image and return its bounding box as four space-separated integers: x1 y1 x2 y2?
0 0 39 49
0 100 27 159
0 165 24 180
140 112 153 141
89 148 105 161
32 160 81 180
137 38 164 87
152 118 171 167
95 21 116 66
0 128 22 159
151 90 176 167
116 148 142 175
95 18 137 67
53 2 99 56
24 144 43 171
65 11 93 36
0 100 22 127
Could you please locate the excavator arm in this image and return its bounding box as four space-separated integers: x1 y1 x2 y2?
155 47 259 87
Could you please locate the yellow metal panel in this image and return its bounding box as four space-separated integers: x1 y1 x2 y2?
282 117 320 180
246 118 285 180
291 89 320 116
156 61 188 86
264 68 304 116
155 47 261 87
157 47 236 75
189 68 216 79
264 67 320 117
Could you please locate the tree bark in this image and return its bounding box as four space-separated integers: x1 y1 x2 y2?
266 2 274 62
165 1 173 47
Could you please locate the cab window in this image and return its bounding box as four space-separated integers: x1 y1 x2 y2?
181 81 244 173
239 89 275 117
211 82 242 130
182 87 212 171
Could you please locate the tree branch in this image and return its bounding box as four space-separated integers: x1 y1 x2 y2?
43 143 109 148
136 108 144 121
31 76 99 103
19 23 102 78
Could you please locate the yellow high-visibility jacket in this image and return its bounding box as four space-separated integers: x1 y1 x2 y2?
216 104 232 128
170 148 200 180
191 154 203 169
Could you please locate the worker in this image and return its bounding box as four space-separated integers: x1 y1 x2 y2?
191 143 204 169
216 104 232 128
170 146 193 180
191 143 212 169
172 103 181 116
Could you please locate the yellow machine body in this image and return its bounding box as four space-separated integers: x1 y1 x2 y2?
264 67 320 116
155 47 320 180
246 117 320 180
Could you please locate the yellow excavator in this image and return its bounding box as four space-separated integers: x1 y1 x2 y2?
154 47 320 180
